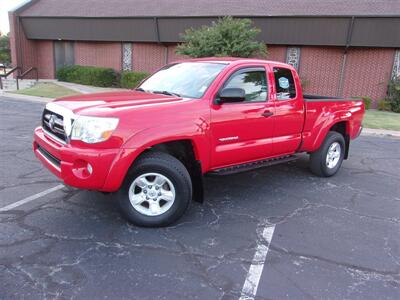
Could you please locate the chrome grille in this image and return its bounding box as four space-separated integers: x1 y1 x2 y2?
42 108 67 142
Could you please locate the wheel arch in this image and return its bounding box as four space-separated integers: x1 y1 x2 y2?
123 138 204 202
138 139 204 203
329 121 350 159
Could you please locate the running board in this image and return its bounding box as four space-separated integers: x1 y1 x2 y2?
207 155 298 176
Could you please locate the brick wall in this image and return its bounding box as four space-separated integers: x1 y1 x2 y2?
298 47 344 97
342 48 395 103
9 12 37 77
133 43 166 73
8 20 397 104
167 45 188 63
132 43 288 70
75 42 122 71
35 41 54 79
266 45 286 62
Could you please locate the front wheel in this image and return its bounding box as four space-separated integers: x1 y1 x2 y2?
117 152 192 227
309 131 345 177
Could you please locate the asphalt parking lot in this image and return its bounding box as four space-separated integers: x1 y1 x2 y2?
0 96 399 299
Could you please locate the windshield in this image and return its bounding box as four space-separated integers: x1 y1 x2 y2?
139 62 227 98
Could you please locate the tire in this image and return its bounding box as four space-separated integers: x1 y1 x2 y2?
117 152 192 227
310 131 345 177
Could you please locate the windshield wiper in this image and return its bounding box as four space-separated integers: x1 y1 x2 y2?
135 87 146 92
151 90 181 97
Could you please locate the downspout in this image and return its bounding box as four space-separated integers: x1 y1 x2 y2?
165 46 169 64
337 16 355 97
154 17 168 64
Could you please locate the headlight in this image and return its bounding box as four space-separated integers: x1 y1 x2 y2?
70 116 119 144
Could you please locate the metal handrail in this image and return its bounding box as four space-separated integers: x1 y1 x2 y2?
0 66 21 78
0 66 21 90
16 67 38 90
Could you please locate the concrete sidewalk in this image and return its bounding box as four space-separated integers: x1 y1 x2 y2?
55 81 129 94
1 80 129 102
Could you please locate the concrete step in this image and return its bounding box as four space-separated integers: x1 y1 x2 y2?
0 79 37 91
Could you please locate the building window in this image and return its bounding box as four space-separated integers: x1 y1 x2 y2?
392 49 400 79
122 43 132 71
286 47 300 70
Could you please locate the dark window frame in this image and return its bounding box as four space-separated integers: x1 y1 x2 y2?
215 66 269 104
273 67 297 101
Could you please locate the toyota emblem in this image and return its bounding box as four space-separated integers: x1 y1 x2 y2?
49 115 56 131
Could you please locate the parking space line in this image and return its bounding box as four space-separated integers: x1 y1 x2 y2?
239 225 276 300
0 184 64 212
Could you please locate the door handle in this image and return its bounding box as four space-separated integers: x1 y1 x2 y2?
262 111 274 117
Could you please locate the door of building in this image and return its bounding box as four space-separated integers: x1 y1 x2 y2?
54 41 75 72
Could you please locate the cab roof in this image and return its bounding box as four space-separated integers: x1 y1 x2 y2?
175 57 294 69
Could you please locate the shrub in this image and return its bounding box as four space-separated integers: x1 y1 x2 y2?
56 65 117 87
354 96 372 110
386 77 400 113
377 99 391 111
56 65 73 81
176 16 267 58
120 71 149 89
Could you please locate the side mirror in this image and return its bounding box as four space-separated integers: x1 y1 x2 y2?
216 88 246 104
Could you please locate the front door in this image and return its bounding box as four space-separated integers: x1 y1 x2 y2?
210 66 275 168
54 41 75 72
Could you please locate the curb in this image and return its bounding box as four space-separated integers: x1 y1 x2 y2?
361 128 400 138
0 92 54 103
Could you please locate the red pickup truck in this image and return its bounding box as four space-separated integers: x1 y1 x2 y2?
34 58 364 227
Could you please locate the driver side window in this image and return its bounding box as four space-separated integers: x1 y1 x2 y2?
224 68 267 102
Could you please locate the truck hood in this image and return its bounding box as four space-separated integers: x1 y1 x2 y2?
53 90 184 115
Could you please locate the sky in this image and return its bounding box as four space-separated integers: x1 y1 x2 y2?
0 0 28 34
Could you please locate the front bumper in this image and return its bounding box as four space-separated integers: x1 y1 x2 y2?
33 127 121 191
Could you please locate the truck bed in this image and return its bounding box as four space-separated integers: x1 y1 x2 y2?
303 94 356 101
300 96 364 152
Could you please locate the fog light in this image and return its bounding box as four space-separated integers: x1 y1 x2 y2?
87 163 93 174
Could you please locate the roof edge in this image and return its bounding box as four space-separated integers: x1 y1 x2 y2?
18 14 400 19
13 0 41 15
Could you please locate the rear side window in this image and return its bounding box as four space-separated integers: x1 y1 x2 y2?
224 69 267 102
273 67 296 100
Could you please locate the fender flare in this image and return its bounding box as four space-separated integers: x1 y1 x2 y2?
306 112 352 153
101 126 208 192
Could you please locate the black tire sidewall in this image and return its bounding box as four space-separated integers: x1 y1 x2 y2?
117 154 192 227
318 132 345 177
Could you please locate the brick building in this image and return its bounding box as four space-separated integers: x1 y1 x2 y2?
9 0 400 106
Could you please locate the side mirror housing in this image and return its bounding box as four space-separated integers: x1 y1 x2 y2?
216 88 246 104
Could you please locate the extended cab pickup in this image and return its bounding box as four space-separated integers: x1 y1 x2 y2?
34 58 364 226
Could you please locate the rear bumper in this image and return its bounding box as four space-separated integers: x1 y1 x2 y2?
33 127 124 191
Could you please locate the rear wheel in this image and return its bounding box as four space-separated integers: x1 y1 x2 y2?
117 152 192 227
310 131 345 177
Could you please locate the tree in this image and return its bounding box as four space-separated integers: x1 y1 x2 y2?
176 16 267 58
0 33 11 65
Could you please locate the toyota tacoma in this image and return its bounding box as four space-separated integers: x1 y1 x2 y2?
34 58 364 227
